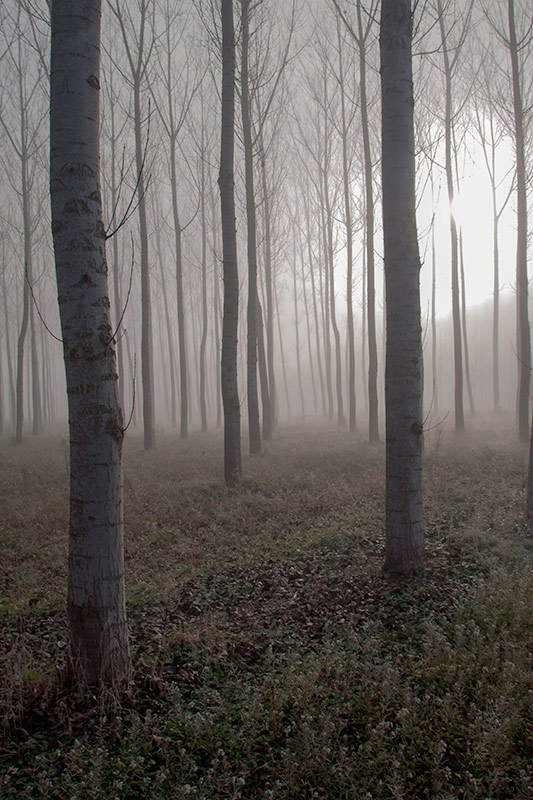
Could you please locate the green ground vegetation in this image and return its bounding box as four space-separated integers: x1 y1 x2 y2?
1 417 532 799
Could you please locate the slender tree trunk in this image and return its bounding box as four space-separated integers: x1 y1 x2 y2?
259 135 276 432
29 295 42 435
125 328 137 428
169 135 188 440
438 0 464 433
507 0 530 443
219 0 241 485
492 179 500 413
2 270 16 427
275 280 291 421
318 163 333 421
361 219 368 414
381 0 424 574
211 190 222 429
459 231 475 416
305 197 326 416
431 205 438 415
132 77 155 449
108 76 125 413
15 149 31 444
292 239 305 419
357 2 379 442
241 0 261 453
199 164 208 433
154 219 177 428
257 300 272 438
299 226 317 414
338 23 356 431
50 0 129 684
39 321 49 428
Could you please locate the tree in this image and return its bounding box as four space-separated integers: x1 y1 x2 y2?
435 0 474 433
50 0 129 683
381 0 424 574
219 0 242 485
0 7 47 443
506 0 530 443
333 0 380 441
472 76 513 416
240 0 261 453
110 0 156 450
149 0 198 440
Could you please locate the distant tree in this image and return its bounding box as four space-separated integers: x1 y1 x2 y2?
240 0 261 453
0 7 47 443
50 0 130 683
381 0 424 573
483 0 532 442
435 0 474 434
149 0 199 439
110 0 156 450
333 0 380 441
472 75 514 416
219 0 241 485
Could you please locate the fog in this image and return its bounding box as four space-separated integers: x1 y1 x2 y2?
0 0 531 441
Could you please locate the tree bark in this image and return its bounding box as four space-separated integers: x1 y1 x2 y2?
134 78 155 449
241 0 261 454
437 0 464 433
357 1 379 442
219 0 242 485
50 0 129 684
508 0 530 443
337 22 356 431
259 140 276 432
381 0 424 574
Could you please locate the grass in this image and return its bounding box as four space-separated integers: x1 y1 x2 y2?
0 416 532 798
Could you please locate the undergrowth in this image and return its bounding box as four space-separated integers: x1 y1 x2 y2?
1 418 532 799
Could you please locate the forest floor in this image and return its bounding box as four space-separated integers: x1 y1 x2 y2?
0 416 532 799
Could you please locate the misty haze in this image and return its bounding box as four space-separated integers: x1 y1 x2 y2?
1 0 532 798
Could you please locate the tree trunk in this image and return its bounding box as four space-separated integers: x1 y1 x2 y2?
317 163 333 421
492 178 500 414
275 280 291 421
431 202 438 415
169 134 188 440
508 0 530 443
292 238 305 419
257 299 272 439
241 0 261 454
305 195 326 416
50 0 129 684
108 74 125 414
133 78 156 450
154 215 177 428
29 293 42 435
357 1 379 442
438 0 464 433
299 224 317 414
219 0 241 485
381 0 424 575
459 231 475 416
15 146 31 444
259 134 276 433
210 189 222 429
2 269 16 428
199 140 208 433
338 22 356 431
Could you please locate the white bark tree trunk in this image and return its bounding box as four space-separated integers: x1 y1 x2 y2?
50 0 129 684
219 0 242 485
380 0 424 574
